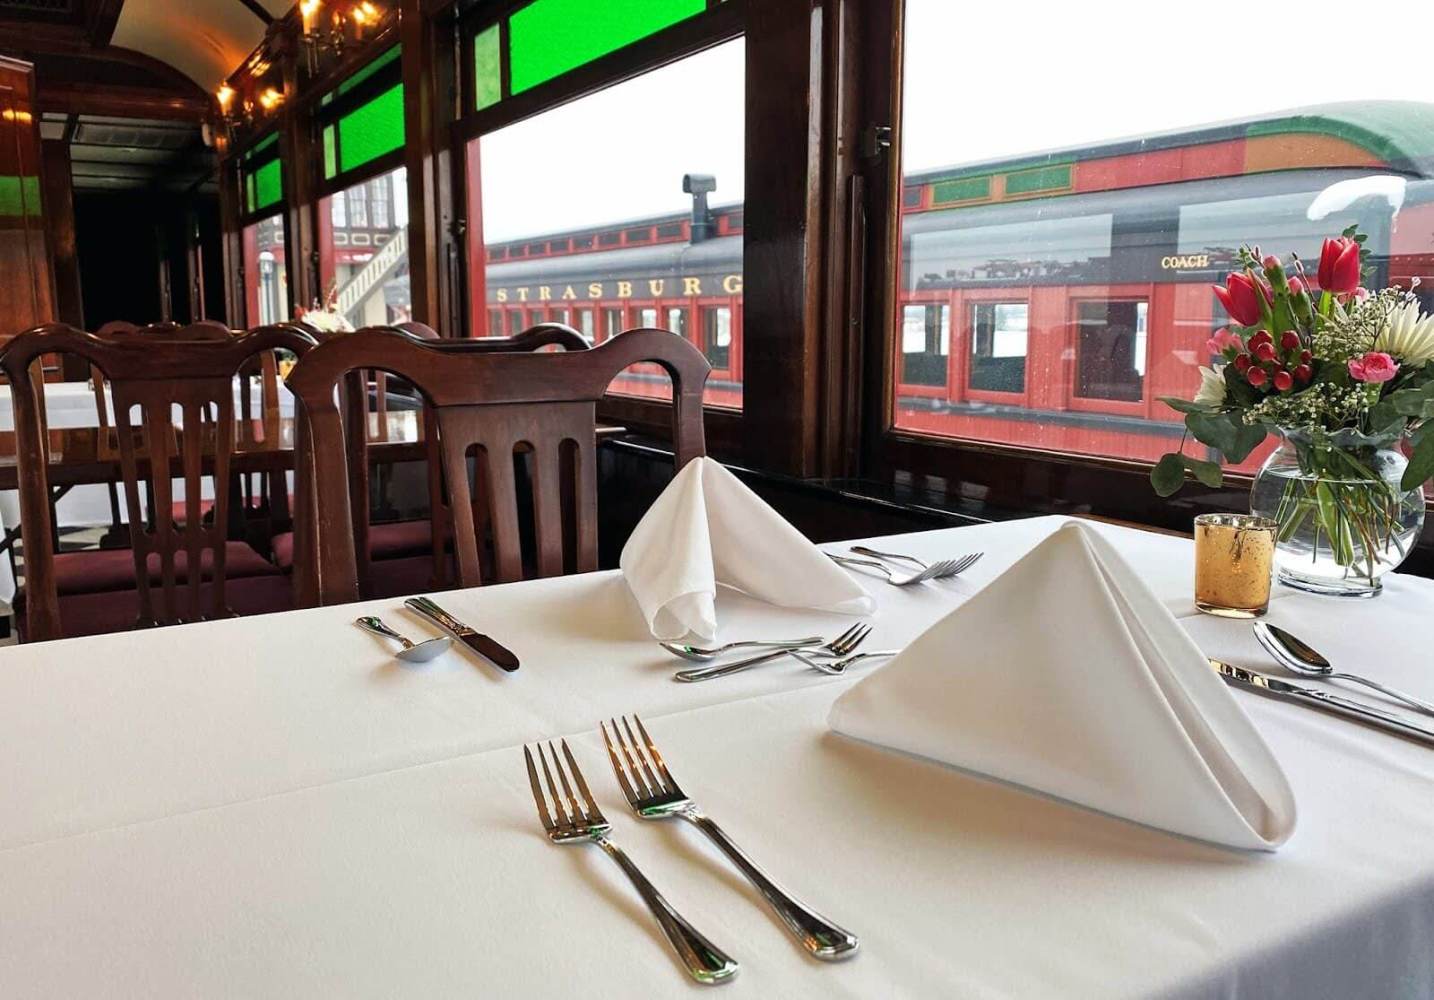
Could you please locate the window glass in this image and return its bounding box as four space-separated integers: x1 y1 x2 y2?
469 38 744 408
969 302 1028 393
317 165 411 326
242 214 288 325
894 0 1434 466
576 306 595 339
487 308 503 336
900 304 949 387
701 305 731 369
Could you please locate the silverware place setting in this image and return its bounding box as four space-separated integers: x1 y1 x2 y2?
524 740 740 985
601 715 858 961
1253 621 1434 717
354 616 453 663
828 548 983 586
673 623 873 683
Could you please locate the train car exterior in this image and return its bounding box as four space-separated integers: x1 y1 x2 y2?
478 102 1434 464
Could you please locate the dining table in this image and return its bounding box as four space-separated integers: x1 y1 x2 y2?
1 514 1431 998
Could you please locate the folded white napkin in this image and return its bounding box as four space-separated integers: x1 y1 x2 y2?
620 457 874 640
829 521 1297 851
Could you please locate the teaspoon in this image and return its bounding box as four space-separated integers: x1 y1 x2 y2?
356 616 453 663
1253 622 1434 717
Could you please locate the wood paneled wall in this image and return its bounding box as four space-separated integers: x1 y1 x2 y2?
0 57 54 342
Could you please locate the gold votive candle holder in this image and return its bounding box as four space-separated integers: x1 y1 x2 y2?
1194 514 1277 618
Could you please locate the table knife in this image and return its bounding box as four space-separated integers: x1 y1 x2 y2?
1210 659 1434 748
405 596 520 672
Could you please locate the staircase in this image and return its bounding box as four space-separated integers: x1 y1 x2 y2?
336 228 409 323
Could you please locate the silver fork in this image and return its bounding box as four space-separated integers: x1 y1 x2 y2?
790 648 900 676
673 623 871 683
602 716 858 961
523 740 740 985
660 636 826 662
851 545 984 574
828 552 981 585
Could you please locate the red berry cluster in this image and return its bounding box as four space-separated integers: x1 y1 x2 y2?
1232 329 1311 393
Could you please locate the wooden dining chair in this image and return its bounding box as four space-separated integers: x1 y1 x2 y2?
0 324 317 642
285 326 708 606
273 323 595 599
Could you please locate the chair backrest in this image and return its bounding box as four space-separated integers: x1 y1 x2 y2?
286 326 708 605
0 324 317 640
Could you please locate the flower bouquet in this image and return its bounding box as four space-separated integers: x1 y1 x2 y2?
294 281 354 335
1154 229 1433 595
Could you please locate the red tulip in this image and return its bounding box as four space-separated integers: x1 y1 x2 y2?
1317 237 1361 294
1287 277 1306 296
1247 366 1268 387
1273 369 1293 392
1213 273 1268 327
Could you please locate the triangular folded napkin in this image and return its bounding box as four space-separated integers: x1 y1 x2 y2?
621 457 874 641
829 521 1297 851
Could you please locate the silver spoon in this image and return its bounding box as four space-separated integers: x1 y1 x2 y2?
660 636 825 662
790 649 900 675
356 616 453 663
1253 622 1434 716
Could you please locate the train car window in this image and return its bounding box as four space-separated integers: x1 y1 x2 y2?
969 303 1027 394
242 214 288 326
318 166 411 329
602 307 623 341
900 304 949 388
507 310 524 335
468 38 744 409
576 308 596 340
487 309 503 337
666 307 688 338
1074 300 1147 403
701 306 731 370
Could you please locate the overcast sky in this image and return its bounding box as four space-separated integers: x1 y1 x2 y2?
479 1 1434 242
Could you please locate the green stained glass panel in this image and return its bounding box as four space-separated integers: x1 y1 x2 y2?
473 24 501 110
246 173 257 213
1004 164 1071 196
253 159 283 211
0 176 42 217
337 83 405 174
931 175 991 205
327 45 402 105
323 125 338 180
508 0 706 94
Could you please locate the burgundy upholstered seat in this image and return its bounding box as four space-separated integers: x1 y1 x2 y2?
21 574 296 641
271 519 441 570
52 542 283 595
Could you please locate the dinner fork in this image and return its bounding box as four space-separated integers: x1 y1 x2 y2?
523 740 739 985
827 552 981 585
602 716 858 961
851 545 985 575
673 623 871 683
660 636 826 662
789 648 900 675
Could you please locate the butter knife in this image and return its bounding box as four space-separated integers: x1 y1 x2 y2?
1211 659 1434 748
405 597 520 672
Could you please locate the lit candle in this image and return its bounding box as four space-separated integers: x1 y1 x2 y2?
300 0 322 34
216 84 235 115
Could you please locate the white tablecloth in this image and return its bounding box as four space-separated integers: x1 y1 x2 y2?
1 515 1431 998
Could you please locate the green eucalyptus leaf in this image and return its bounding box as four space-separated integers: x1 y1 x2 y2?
1151 453 1186 497
1402 428 1434 491
1186 411 1235 453
1225 420 1267 464
1158 396 1215 414
1182 456 1224 488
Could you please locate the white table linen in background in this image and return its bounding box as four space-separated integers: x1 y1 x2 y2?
830 522 1298 851
620 456 873 639
1 515 1432 998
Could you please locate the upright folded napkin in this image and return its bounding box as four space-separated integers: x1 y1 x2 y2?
829 521 1297 851
621 457 874 640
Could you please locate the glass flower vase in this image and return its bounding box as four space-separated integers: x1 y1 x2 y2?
1249 426 1425 597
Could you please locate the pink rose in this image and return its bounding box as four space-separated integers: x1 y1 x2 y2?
1348 351 1399 383
1205 328 1244 357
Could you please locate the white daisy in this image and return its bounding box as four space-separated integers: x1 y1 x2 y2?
1379 299 1434 366
1194 364 1227 406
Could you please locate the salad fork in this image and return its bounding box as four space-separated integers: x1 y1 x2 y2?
851 545 984 574
673 623 871 683
601 716 858 961
660 636 826 662
789 648 900 675
523 740 739 985
827 552 981 585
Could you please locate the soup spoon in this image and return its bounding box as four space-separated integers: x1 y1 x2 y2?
1253 622 1434 717
356 616 453 663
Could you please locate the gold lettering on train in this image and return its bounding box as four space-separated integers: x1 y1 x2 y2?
517 287 529 302
648 279 665 296
538 286 552 301
561 285 577 300
617 281 633 298
722 274 743 294
588 283 603 299
683 277 702 296
1160 254 1210 270
496 288 508 302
